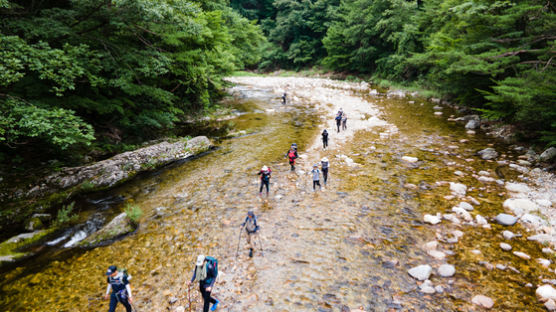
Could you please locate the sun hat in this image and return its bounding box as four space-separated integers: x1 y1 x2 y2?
196 255 206 266
262 165 268 171
321 157 328 162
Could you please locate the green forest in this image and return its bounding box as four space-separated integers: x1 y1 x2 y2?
1 0 555 166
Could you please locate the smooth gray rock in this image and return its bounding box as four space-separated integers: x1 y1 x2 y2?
495 213 518 226
472 295 494 309
478 148 499 160
79 213 136 247
500 243 512 251
465 119 480 129
438 264 456 277
539 147 556 162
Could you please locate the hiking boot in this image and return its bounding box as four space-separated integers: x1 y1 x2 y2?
211 299 220 311
249 248 253 258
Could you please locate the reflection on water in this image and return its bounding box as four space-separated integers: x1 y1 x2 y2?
0 81 549 311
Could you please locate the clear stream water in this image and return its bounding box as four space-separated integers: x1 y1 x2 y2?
0 77 550 311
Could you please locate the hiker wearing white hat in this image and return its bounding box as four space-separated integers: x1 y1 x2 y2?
321 157 329 185
258 165 272 196
188 255 220 312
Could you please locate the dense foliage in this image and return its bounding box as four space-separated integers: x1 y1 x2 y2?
0 0 264 159
233 0 555 145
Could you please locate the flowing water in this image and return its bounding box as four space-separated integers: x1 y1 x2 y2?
0 77 551 311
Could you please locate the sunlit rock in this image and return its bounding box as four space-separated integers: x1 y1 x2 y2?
408 264 432 281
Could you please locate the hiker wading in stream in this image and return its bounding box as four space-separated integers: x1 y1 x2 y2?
311 164 322 191
241 210 260 257
286 143 298 171
258 165 271 196
335 113 342 133
321 157 329 186
188 255 220 312
104 265 133 312
282 92 287 104
322 129 329 149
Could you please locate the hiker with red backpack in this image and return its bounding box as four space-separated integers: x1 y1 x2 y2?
285 143 298 171
258 166 271 196
188 255 220 312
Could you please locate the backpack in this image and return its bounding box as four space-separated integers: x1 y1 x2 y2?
245 216 258 232
205 256 218 277
261 170 271 182
288 150 296 160
335 115 341 121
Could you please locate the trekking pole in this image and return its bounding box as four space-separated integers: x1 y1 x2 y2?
187 283 192 312
235 225 244 257
257 232 264 256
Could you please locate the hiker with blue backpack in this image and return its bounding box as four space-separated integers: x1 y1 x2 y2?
258 166 271 196
104 265 133 312
188 255 220 312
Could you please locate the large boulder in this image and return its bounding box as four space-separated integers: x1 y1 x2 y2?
79 213 136 247
478 148 498 160
503 198 537 216
537 285 556 302
539 147 556 162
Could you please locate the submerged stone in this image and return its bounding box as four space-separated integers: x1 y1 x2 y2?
495 213 517 226
472 295 494 309
408 265 432 281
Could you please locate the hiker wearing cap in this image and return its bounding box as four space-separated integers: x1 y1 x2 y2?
258 166 272 196
104 265 133 312
188 255 220 312
241 211 260 257
321 157 329 185
286 144 298 171
311 164 322 191
322 129 328 149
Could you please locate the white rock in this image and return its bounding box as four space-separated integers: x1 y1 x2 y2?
496 264 507 270
434 111 443 116
452 230 464 239
500 243 512 251
509 163 529 173
435 285 445 293
450 182 467 196
478 148 498 160
528 234 552 245
476 215 488 226
537 199 553 208
513 251 531 260
472 295 494 309
454 170 464 176
471 249 482 255
503 198 538 216
495 213 518 226
543 248 554 254
502 230 516 240
537 285 556 302
452 207 473 222
545 299 556 311
478 176 496 183
428 250 446 260
419 280 436 294
468 197 480 205
478 170 490 176
520 213 547 228
538 258 551 268
408 264 433 281
438 264 456 277
458 202 474 211
175 307 185 312
402 156 419 163
443 214 461 224
424 214 442 225
423 241 438 251
505 182 531 193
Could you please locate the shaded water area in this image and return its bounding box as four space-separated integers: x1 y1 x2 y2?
0 77 551 311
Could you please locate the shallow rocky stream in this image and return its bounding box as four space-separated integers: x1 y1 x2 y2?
0 77 554 311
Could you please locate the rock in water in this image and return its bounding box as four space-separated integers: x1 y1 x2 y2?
402 156 419 163
503 230 516 240
79 213 136 247
503 198 537 216
539 147 556 162
465 119 480 129
472 295 494 309
424 214 442 225
408 265 432 281
419 280 436 294
513 251 531 260
438 264 456 277
478 148 498 160
500 243 512 251
537 285 556 302
458 202 474 211
449 183 467 196
495 213 517 226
